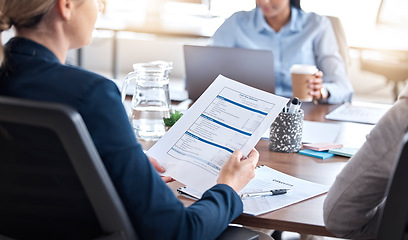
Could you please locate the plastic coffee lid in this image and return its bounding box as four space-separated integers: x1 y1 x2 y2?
290 64 318 74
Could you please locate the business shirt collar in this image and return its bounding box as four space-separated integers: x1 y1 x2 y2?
255 6 303 33
6 37 60 64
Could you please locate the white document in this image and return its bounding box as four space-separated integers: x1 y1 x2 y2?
178 165 330 216
301 120 342 143
147 75 288 193
325 102 391 125
261 120 342 143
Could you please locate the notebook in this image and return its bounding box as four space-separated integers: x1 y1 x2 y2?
184 45 275 101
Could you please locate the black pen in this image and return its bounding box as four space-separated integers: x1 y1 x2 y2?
241 189 291 199
288 97 301 113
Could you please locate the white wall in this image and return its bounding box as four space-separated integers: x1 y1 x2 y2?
68 31 208 80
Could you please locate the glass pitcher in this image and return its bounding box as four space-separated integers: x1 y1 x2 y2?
121 61 172 141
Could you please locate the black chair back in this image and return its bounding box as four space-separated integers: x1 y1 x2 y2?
0 96 137 240
376 132 408 240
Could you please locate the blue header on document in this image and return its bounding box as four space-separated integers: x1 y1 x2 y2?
185 131 234 153
201 114 251 136
217 95 268 115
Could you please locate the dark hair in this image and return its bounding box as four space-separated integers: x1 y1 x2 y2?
290 0 301 9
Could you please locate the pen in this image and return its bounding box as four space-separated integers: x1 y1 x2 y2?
294 99 302 113
241 189 291 199
288 97 300 114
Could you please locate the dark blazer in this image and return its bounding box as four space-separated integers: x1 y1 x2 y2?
0 37 242 240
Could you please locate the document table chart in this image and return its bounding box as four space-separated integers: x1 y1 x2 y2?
168 102 376 237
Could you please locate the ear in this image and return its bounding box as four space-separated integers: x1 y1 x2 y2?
56 0 74 21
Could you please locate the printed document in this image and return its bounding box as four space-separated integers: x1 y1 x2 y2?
325 102 391 125
178 165 330 216
147 75 288 193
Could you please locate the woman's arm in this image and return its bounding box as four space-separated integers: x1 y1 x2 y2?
313 16 353 104
323 97 408 238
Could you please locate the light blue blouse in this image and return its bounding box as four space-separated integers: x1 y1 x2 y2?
210 7 353 104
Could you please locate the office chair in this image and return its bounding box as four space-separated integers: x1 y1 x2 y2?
359 49 408 102
357 0 408 101
326 15 351 74
0 96 138 240
376 132 408 240
0 96 262 240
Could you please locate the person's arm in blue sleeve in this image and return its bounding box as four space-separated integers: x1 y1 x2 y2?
314 16 354 104
78 79 258 240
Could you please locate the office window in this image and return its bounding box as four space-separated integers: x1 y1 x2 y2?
103 0 254 20
376 0 408 27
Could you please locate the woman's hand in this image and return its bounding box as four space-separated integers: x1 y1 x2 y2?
217 149 259 193
308 71 324 100
148 156 175 183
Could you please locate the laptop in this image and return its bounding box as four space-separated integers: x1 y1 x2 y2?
184 45 275 101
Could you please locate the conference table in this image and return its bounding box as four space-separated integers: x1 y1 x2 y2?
167 102 375 237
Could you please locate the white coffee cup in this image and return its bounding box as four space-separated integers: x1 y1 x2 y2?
290 64 318 102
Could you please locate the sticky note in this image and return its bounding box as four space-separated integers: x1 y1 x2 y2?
302 142 343 151
299 149 335 159
328 148 359 157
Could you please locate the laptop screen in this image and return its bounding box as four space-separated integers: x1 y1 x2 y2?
184 45 275 101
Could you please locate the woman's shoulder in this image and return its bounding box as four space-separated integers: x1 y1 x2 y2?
226 8 257 23
54 64 118 93
297 9 330 27
57 64 112 84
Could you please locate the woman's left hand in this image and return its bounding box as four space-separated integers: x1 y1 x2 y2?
308 71 324 100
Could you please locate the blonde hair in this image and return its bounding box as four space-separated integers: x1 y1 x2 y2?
0 0 56 66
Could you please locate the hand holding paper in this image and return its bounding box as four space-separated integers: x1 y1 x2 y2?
147 156 174 183
217 149 259 193
147 75 288 193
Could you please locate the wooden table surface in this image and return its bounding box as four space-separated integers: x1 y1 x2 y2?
168 102 375 237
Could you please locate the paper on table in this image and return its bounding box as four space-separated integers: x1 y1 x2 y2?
302 121 341 143
325 102 391 125
147 75 289 193
262 120 341 143
178 165 330 216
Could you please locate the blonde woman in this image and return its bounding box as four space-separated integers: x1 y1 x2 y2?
0 1 260 239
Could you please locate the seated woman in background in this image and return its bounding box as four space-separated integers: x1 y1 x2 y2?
324 84 408 239
210 0 353 104
0 0 261 239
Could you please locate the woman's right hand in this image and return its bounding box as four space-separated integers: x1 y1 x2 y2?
216 149 259 193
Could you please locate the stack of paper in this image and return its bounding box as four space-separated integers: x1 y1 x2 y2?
302 143 343 151
325 102 391 125
328 147 359 157
178 165 330 216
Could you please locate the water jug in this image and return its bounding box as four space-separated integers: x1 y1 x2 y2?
121 61 172 141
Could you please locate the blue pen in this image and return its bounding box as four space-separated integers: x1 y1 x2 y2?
288 97 301 113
